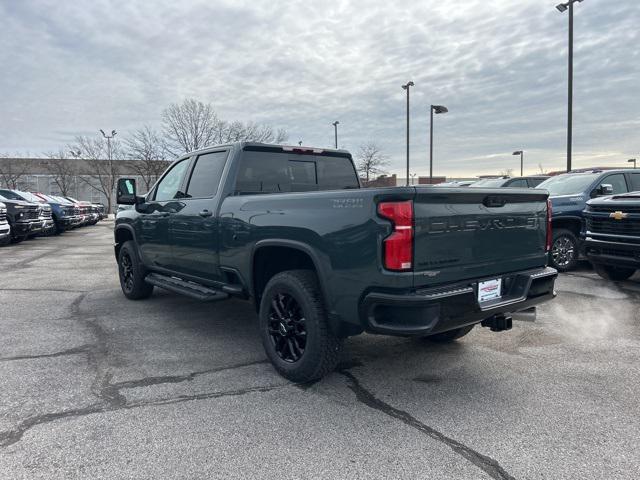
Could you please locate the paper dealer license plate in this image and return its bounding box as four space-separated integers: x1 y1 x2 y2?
478 278 502 303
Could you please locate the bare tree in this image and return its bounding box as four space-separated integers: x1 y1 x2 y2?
71 135 121 213
0 154 29 189
162 98 288 156
43 149 77 196
123 126 171 191
538 163 548 175
356 142 389 182
499 168 514 177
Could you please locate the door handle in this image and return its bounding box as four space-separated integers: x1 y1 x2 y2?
199 209 213 218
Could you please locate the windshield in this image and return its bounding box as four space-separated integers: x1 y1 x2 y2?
469 178 508 188
0 189 27 201
17 191 42 203
537 174 599 196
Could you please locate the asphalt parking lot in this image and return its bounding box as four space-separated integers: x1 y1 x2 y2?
1 221 639 479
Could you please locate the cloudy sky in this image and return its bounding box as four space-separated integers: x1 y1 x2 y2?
0 0 638 177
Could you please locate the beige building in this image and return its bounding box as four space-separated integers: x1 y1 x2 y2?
0 157 169 212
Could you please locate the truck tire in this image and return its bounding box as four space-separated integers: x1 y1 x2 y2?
117 240 154 300
549 228 579 272
259 270 343 383
593 264 636 281
426 324 475 343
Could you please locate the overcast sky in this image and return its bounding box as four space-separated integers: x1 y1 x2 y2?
0 0 638 177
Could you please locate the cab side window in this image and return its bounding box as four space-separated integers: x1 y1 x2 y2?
154 159 190 201
507 179 528 188
602 174 628 195
630 173 640 192
185 151 228 198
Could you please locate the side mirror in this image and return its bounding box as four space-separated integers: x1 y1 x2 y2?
117 178 137 205
599 184 614 196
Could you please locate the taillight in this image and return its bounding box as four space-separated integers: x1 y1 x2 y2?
546 199 553 252
378 200 414 271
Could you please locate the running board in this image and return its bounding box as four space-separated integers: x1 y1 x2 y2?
145 273 229 302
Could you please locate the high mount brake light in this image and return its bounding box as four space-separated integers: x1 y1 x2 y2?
546 199 553 253
281 146 324 154
377 201 414 271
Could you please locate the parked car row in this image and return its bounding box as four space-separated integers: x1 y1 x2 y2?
0 189 106 245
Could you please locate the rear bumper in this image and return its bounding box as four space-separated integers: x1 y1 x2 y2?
360 267 557 336
584 236 640 268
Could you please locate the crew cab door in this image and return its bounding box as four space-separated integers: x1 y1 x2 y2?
137 158 191 269
169 149 229 281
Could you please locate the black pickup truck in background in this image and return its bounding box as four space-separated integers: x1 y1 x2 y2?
115 142 557 381
584 192 640 281
0 192 42 243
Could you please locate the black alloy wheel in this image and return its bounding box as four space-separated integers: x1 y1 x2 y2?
267 292 307 363
120 250 135 293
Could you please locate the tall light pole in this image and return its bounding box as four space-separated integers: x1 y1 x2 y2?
513 150 524 176
402 81 414 186
629 158 637 169
332 121 339 149
99 129 117 161
429 105 448 182
556 0 584 173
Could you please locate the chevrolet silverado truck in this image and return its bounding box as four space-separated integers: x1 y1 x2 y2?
0 202 10 245
115 142 557 382
584 192 640 281
0 192 41 242
537 169 640 271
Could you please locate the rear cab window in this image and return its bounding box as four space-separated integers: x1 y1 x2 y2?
234 146 359 195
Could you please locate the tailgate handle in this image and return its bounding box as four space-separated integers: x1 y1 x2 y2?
483 196 507 208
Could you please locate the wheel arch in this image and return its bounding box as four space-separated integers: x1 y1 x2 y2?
250 239 331 314
114 224 137 259
552 216 583 236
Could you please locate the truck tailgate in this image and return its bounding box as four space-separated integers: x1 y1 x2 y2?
412 188 549 287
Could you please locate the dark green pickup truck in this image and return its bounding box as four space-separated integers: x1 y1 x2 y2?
115 142 557 381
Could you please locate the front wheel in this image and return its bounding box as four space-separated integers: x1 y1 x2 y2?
593 264 636 281
259 270 343 383
118 241 154 300
549 228 579 272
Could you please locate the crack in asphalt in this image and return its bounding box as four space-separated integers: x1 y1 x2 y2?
0 288 88 293
341 371 517 480
0 383 283 448
112 359 269 390
0 345 92 362
0 291 280 448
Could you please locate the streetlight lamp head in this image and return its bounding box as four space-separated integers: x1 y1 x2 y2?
628 159 636 162
432 105 448 114
111 130 117 136
402 81 414 89
513 151 523 155
99 129 106 136
333 121 339 126
556 3 568 12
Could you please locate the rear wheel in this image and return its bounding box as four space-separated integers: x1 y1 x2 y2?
118 241 154 300
549 228 579 272
426 324 475 343
593 264 636 281
259 270 343 383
